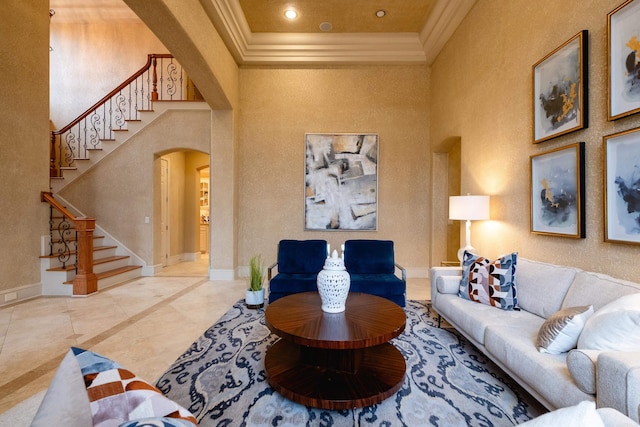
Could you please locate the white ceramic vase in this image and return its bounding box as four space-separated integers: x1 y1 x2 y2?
317 249 351 313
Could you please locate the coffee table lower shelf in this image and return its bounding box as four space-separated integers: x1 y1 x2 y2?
265 339 406 410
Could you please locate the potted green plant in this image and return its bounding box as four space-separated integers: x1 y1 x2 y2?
245 254 265 308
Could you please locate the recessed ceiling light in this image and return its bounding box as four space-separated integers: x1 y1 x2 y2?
319 22 333 32
284 9 298 20
375 10 386 18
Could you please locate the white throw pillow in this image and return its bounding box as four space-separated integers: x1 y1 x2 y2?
578 294 640 351
536 306 593 354
518 401 604 427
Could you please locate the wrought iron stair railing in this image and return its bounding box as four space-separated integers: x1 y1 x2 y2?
41 192 98 295
50 54 197 178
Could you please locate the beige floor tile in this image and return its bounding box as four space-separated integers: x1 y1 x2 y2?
0 260 431 418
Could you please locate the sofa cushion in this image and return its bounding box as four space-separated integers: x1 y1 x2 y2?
536 305 593 354
562 270 640 311
276 240 327 274
435 293 541 345
459 251 518 310
344 240 395 274
484 323 594 409
567 349 600 394
578 294 640 351
517 258 578 318
32 347 197 427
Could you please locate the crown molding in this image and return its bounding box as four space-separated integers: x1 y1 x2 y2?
420 0 477 65
206 0 475 65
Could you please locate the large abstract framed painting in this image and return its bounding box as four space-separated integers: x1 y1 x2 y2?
604 127 640 244
533 31 588 143
530 142 585 238
304 133 378 231
608 0 640 120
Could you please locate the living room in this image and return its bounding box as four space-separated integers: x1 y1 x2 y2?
3 0 640 424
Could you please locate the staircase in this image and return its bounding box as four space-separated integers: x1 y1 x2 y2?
43 54 203 296
50 100 207 194
40 194 144 296
40 232 142 296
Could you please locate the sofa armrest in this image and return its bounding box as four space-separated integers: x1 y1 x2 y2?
597 351 640 423
430 266 462 303
394 262 406 281
267 262 278 281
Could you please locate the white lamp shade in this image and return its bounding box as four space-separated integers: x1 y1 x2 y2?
449 195 490 221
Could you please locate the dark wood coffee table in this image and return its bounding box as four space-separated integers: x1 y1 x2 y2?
264 292 406 410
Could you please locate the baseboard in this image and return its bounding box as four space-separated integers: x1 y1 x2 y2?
182 252 200 262
210 269 235 280
0 282 42 308
142 264 163 276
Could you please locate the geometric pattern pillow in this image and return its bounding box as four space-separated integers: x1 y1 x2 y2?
459 251 518 310
73 347 198 427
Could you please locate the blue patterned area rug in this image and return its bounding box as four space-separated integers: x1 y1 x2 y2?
156 300 545 426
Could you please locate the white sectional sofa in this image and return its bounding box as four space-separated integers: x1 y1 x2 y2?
430 257 640 424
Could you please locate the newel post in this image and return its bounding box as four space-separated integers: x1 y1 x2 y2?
73 217 98 296
151 55 159 101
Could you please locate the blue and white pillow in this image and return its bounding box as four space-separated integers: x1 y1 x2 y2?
459 251 518 310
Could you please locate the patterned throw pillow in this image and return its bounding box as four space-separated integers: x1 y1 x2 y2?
74 347 198 426
459 251 518 310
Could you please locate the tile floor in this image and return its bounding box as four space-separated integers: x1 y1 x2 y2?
0 258 429 415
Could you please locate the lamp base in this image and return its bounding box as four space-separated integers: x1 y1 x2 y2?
457 245 477 262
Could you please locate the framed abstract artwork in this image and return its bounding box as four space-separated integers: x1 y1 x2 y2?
304 133 378 231
608 0 640 120
604 127 640 244
530 142 585 238
533 31 588 143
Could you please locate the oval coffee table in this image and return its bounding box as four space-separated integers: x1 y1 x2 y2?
264 292 406 410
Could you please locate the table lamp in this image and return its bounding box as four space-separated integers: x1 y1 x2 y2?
449 195 490 261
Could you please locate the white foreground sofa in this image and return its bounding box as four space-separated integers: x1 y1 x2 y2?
430 258 640 423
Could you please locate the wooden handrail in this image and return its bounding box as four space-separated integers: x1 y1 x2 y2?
51 54 172 137
41 191 77 221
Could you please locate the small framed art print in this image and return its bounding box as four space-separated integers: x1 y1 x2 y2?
533 31 588 143
604 127 640 244
608 0 640 120
530 142 585 238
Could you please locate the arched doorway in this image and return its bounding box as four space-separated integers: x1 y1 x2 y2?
155 150 210 268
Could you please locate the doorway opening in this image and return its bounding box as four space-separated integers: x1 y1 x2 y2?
156 150 210 270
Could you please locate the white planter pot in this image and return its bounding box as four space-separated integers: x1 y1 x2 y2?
245 288 265 309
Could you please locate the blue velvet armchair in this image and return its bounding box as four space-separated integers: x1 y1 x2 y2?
267 239 327 303
344 239 406 307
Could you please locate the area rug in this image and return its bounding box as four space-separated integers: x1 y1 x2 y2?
156 300 545 426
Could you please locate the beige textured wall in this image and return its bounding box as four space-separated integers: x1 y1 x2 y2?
0 1 50 296
50 22 168 127
237 66 431 274
59 110 211 266
431 0 640 281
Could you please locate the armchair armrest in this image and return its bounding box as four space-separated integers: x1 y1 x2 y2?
394 262 406 281
597 351 640 422
267 262 278 281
